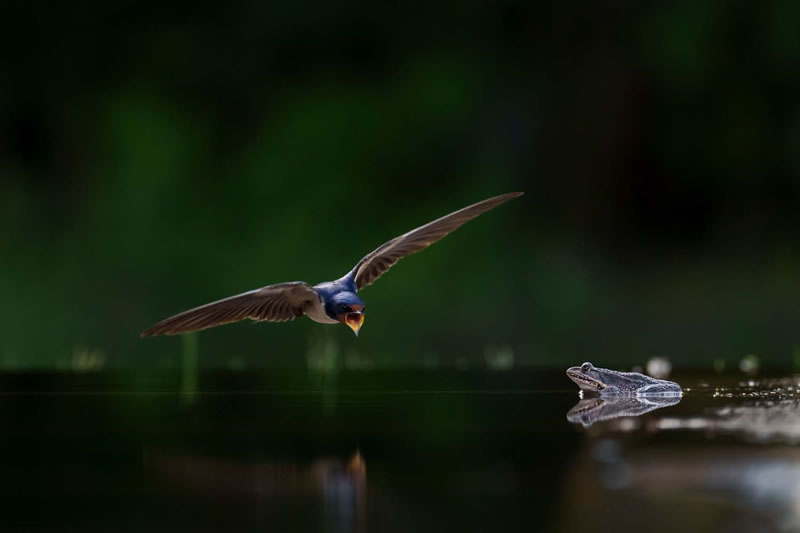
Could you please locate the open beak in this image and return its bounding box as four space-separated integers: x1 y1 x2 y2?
343 311 365 336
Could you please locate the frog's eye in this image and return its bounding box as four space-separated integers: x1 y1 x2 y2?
581 362 592 372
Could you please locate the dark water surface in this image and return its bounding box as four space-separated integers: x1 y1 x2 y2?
1 370 798 532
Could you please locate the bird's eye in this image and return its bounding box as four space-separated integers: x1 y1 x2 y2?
581 363 592 372
339 304 350 312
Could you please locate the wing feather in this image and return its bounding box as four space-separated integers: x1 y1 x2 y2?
352 192 523 290
140 281 318 337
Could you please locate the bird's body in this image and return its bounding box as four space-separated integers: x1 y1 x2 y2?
141 192 522 337
302 293 340 324
306 277 360 325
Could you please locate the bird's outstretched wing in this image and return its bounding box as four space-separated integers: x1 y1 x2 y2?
140 282 319 337
352 192 523 290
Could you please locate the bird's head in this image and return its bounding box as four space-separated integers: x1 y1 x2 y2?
325 292 366 336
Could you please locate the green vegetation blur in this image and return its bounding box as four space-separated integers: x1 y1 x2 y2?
1 2 798 370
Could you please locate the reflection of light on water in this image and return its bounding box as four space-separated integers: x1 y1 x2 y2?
654 379 800 443
323 451 366 533
659 400 800 443
590 440 632 489
614 418 639 432
591 439 621 462
151 450 366 532
571 444 800 531
655 417 709 430
631 454 800 532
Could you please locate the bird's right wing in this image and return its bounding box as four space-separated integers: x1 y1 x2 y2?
352 192 523 290
140 282 319 336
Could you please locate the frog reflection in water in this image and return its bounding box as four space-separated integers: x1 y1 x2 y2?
566 362 682 397
567 395 682 428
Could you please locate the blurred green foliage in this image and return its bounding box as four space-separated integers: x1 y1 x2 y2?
0 1 798 369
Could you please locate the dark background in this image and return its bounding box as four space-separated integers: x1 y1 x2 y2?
2 1 799 370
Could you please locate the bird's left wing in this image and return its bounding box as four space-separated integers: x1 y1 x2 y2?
352 192 523 290
140 281 319 336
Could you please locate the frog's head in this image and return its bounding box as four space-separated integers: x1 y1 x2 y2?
566 362 609 393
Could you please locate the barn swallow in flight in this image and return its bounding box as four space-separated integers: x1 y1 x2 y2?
141 192 523 338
